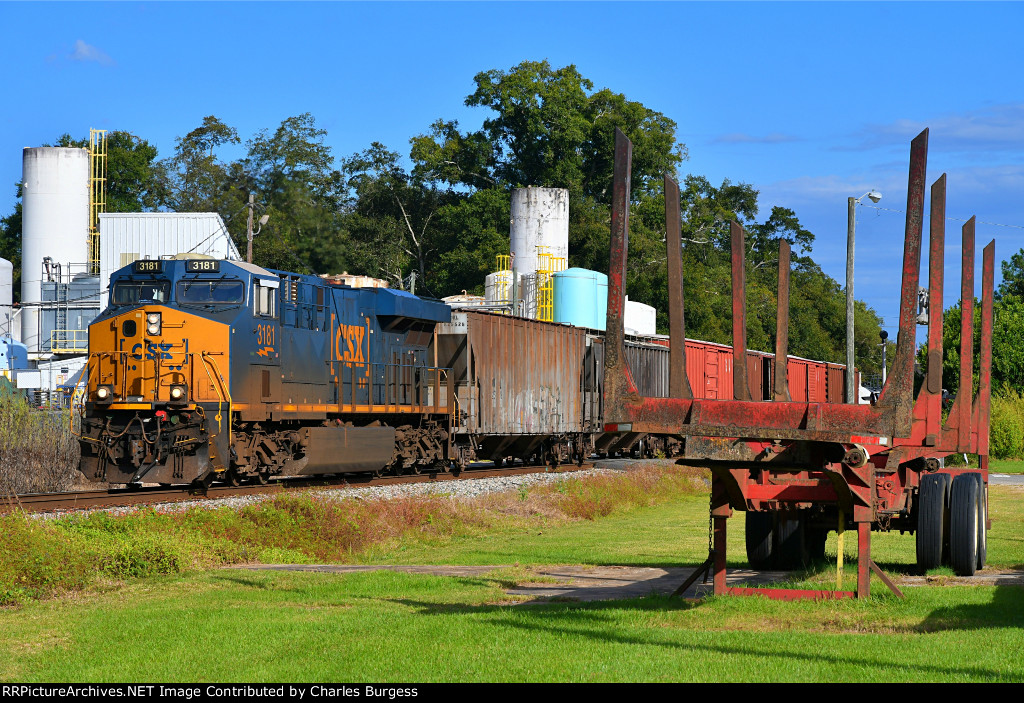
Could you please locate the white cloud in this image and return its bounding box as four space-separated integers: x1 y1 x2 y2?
849 104 1024 154
70 40 114 66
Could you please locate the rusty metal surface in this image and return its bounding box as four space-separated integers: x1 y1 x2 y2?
664 174 692 399
440 310 588 436
959 217 976 451
877 129 928 437
926 175 947 442
773 240 792 401
604 127 634 403
731 221 752 401
977 241 995 456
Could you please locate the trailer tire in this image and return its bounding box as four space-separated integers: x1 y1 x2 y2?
916 473 949 572
950 473 980 576
805 525 828 562
975 473 987 570
774 514 806 570
745 511 774 570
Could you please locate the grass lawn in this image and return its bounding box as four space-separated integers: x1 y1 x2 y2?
1 481 1022 683
989 458 1024 474
1 569 1021 682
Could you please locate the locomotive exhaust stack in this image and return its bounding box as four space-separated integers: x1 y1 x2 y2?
603 127 994 598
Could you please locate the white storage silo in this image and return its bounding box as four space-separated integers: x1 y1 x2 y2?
0 257 12 337
624 297 657 337
519 272 539 318
510 187 568 277
485 269 516 305
21 147 90 354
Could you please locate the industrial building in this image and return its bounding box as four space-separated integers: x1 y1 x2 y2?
1 131 240 402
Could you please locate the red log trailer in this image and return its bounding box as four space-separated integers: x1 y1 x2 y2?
602 127 993 599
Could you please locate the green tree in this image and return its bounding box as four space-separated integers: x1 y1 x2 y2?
341 143 454 293
998 248 1024 299
154 116 242 215
924 294 1024 397
0 196 21 302
243 113 347 273
412 60 685 201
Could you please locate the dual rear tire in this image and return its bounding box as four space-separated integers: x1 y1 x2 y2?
916 471 987 576
745 511 825 570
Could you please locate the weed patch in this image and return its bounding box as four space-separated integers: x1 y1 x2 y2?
0 463 705 606
0 392 79 494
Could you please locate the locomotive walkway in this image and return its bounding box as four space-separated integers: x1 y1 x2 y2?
235 563 1024 601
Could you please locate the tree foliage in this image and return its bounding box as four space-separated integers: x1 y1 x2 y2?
0 61 894 376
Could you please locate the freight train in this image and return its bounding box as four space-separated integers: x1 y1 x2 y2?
77 257 849 486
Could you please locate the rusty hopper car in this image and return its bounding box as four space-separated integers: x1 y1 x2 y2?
437 310 849 466
600 127 994 594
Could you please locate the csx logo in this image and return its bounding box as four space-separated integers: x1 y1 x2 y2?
335 324 366 362
132 341 173 360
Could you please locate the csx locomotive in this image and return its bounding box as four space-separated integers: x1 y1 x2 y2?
79 257 455 485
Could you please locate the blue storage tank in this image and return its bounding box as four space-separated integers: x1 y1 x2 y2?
0 336 28 372
553 268 608 330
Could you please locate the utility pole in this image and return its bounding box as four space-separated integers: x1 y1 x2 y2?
246 193 255 264
846 197 856 403
846 190 881 403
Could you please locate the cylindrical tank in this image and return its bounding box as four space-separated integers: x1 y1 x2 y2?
553 268 608 330
0 257 12 338
485 269 515 305
21 147 90 353
625 298 657 336
510 187 568 276
518 272 539 318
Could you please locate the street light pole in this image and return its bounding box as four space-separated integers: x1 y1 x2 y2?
246 193 255 264
845 190 882 403
846 197 856 403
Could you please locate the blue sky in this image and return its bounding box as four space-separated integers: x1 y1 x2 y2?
1 1 1022 341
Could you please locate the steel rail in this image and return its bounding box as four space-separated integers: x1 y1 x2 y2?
1 464 594 516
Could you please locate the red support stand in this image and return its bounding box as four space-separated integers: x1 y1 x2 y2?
713 516 728 596
857 522 871 599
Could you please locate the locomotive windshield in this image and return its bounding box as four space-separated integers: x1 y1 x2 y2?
111 280 171 305
176 279 245 306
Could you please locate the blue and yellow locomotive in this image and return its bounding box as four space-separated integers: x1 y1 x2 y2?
78 257 453 485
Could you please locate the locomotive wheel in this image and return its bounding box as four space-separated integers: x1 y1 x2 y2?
950 473 980 576
745 511 774 570
974 473 987 570
916 473 950 572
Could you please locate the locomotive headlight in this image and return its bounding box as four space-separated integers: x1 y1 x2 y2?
146 312 162 335
95 384 114 403
169 383 188 404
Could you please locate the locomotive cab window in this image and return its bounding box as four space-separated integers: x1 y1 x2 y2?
254 278 278 317
111 280 171 305
176 279 245 306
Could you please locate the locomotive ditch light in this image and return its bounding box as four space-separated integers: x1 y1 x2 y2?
95 384 115 403
147 312 162 335
169 384 188 404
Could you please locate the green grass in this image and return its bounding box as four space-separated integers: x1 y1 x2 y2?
1 569 1021 682
1 468 1022 682
988 458 1024 474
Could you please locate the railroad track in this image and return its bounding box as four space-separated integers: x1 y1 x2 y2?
1 463 594 515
